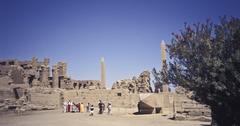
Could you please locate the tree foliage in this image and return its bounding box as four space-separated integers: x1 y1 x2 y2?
152 60 169 92
168 16 240 126
152 67 162 92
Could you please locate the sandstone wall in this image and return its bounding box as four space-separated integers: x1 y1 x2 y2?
30 93 61 108
0 76 15 101
138 93 210 116
63 89 140 108
29 88 62 109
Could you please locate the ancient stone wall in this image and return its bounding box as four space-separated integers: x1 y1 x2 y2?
63 89 140 108
0 58 210 117
71 80 104 90
138 92 211 118
112 71 152 93
30 88 62 109
0 58 51 88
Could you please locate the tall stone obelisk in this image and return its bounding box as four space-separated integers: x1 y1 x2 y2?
100 57 106 89
161 40 166 63
161 40 169 92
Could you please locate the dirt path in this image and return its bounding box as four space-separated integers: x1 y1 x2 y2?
0 110 210 126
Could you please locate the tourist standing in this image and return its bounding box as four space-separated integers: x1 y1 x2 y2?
107 102 112 115
63 101 67 113
77 103 80 112
80 103 85 112
103 102 105 113
86 103 90 112
72 102 78 112
67 100 71 112
69 100 73 112
89 105 94 116
98 100 103 114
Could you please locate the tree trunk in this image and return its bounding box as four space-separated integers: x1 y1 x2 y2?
211 104 237 126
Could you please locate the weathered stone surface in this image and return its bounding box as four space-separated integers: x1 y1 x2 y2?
112 71 152 93
174 114 186 120
71 80 103 90
0 58 51 89
63 89 140 108
188 116 211 122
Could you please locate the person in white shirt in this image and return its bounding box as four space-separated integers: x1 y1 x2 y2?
69 101 73 112
89 105 94 116
63 101 67 113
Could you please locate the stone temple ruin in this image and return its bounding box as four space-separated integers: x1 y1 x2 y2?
112 71 152 93
0 42 211 121
0 57 107 111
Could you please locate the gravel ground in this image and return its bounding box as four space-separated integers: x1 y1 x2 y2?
0 110 210 126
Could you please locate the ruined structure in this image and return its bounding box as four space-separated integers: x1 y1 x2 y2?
51 62 72 89
0 57 50 88
71 80 102 90
0 57 105 111
0 57 106 92
112 71 152 93
0 50 210 121
0 58 58 112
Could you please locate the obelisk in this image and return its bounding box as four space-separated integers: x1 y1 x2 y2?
160 40 169 92
161 40 166 63
100 57 106 89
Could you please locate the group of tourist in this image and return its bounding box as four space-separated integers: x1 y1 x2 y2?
98 100 112 115
63 100 85 113
63 100 112 116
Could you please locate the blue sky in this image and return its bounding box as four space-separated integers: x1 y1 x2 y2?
1 0 240 88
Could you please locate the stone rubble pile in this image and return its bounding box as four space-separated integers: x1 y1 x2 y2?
112 71 153 93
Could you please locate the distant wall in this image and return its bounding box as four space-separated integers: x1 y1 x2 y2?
139 93 210 115
0 76 15 101
30 88 62 109
63 89 140 108
0 76 12 90
0 90 15 101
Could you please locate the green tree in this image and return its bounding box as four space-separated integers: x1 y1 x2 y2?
168 17 240 126
152 60 169 92
152 68 162 92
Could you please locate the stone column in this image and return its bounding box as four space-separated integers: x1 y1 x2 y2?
57 62 67 77
40 66 49 87
52 65 59 88
100 57 106 89
44 58 50 66
31 57 38 69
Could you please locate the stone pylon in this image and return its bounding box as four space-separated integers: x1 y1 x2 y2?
100 57 106 89
160 40 169 92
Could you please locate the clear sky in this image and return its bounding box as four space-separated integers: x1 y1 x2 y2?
1 0 240 88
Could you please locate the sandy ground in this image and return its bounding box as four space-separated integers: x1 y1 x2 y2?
0 110 210 126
